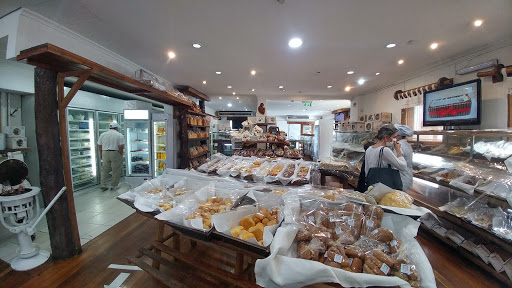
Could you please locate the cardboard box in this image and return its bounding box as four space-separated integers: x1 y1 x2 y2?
350 122 365 132
358 115 366 122
256 116 265 123
374 112 392 122
247 117 257 124
266 116 276 124
2 126 25 138
6 137 27 149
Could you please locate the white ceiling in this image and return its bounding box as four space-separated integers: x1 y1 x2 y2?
267 99 351 118
1 0 512 106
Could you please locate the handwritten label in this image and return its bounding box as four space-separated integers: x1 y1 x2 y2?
400 264 411 275
380 263 390 275
335 227 342 235
366 219 374 228
324 251 329 258
390 240 398 247
348 219 355 226
348 258 354 266
334 254 343 264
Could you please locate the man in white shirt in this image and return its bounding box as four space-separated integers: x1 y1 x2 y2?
97 122 124 190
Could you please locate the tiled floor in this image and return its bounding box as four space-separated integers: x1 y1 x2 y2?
0 182 134 263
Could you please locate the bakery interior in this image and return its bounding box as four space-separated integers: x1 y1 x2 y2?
0 0 512 287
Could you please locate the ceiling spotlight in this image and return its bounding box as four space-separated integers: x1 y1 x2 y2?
233 92 236 95
228 103 232 107
236 96 239 99
251 89 255 92
216 71 222 75
219 97 222 99
167 51 176 59
278 85 284 89
288 37 303 48
357 78 366 85
345 86 352 92
192 43 201 48
282 89 286 92
202 80 207 84
430 42 439 50
245 108 248 111
398 59 404 65
347 71 354 75
375 72 380 76
227 86 232 89
251 70 256 76
287 105 290 106
302 109 306 112
474 19 483 27
386 43 396 48
327 85 332 88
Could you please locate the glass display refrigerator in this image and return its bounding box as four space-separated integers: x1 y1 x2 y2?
66 108 98 191
152 113 174 177
124 109 152 187
96 111 126 179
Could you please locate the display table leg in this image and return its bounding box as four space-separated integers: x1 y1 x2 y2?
234 252 244 276
153 221 165 269
173 233 181 252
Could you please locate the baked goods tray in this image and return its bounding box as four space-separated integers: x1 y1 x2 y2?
211 230 270 257
164 221 213 242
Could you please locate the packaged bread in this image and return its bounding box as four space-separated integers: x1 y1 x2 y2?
230 207 279 245
185 196 233 229
379 191 413 208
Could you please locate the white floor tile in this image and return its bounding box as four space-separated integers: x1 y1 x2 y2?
78 223 102 235
80 238 91 245
87 213 120 225
85 225 112 239
0 242 19 262
76 211 100 224
33 232 50 245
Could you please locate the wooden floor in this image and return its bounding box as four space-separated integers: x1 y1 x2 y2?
0 212 507 288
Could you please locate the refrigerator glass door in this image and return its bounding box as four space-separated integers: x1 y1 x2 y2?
153 120 167 177
96 112 119 182
117 113 126 175
126 121 150 176
67 108 98 191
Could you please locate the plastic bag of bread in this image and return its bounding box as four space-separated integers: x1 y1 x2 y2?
361 205 384 236
328 210 364 245
275 148 285 157
379 191 413 208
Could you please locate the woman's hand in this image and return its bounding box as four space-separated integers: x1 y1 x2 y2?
394 141 403 157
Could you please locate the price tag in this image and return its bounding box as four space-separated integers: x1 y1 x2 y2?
308 216 315 223
172 200 177 208
348 258 354 266
380 263 390 275
334 254 343 264
335 227 342 235
324 251 329 258
390 240 398 247
400 264 411 275
348 219 355 226
329 216 335 222
366 219 374 228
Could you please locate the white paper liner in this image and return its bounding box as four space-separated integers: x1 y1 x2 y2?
446 230 465 245
291 161 312 184
378 204 432 217
254 213 436 288
432 169 463 182
131 175 186 212
477 181 510 198
264 160 289 184
449 175 484 195
277 162 297 185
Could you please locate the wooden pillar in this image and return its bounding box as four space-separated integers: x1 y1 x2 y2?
34 67 81 259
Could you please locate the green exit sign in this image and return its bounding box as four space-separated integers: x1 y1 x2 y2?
303 103 312 107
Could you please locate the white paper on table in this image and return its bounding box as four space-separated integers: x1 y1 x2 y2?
366 183 395 202
255 213 436 288
488 253 505 272
420 213 441 229
446 230 465 245
379 204 432 217
449 175 484 195
432 169 462 182
478 181 510 198
460 240 477 254
277 161 297 186
291 161 312 184
264 160 289 184
117 190 136 201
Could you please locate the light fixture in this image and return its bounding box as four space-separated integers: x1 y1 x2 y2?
192 43 201 48
430 42 439 50
282 89 286 92
167 51 176 59
456 59 497 75
357 78 366 85
398 59 404 65
375 72 380 76
232 92 236 95
288 37 303 48
474 19 483 27
227 86 232 89
327 85 332 88
251 89 255 92
219 97 222 99
251 70 256 76
345 86 352 92
302 109 306 112
216 71 222 75
236 96 239 99
287 105 290 106
202 80 207 84
347 71 354 75
228 103 232 107
386 43 396 48
278 85 284 89
245 108 248 111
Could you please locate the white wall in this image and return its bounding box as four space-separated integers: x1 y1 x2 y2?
318 114 334 160
0 59 34 94
354 44 512 129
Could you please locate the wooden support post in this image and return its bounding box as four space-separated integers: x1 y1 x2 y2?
234 252 245 276
34 67 81 259
153 221 165 269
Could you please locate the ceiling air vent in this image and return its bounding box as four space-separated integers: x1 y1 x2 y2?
286 115 309 121
216 111 255 117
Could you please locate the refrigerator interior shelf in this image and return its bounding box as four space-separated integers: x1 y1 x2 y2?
98 121 116 124
69 129 90 131
155 144 166 147
71 171 92 177
69 138 89 141
73 177 96 185
71 163 92 168
70 155 91 159
131 161 149 164
68 120 89 123
130 151 149 153
70 147 90 150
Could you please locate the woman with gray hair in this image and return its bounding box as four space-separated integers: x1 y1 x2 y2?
394 124 414 191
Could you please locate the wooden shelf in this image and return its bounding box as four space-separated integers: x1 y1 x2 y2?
175 85 210 101
188 137 209 142
16 43 192 107
188 124 210 128
242 141 288 145
186 110 215 118
413 129 512 137
0 148 30 154
182 151 208 159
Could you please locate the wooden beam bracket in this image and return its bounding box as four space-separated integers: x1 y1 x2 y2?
477 64 505 83
506 65 512 77
394 77 453 100
57 69 93 108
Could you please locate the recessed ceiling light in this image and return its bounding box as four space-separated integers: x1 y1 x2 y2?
386 43 396 48
236 96 239 99
302 109 306 112
282 89 286 92
278 85 284 89
192 43 201 48
251 89 255 92
287 105 290 106
430 42 439 50
245 108 248 111
232 92 236 95
227 86 232 89
216 71 222 75
202 80 207 84
347 71 354 75
327 85 332 88
398 59 405 65
228 103 232 107
251 70 256 76
288 37 303 48
219 97 222 99
167 51 176 59
474 19 483 27
357 78 366 85
345 86 352 92
375 72 380 76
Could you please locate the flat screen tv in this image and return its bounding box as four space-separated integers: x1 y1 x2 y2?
423 79 481 126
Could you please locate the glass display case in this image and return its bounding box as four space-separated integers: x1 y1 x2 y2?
67 108 97 191
96 111 126 180
300 135 314 157
124 110 152 185
211 131 233 156
153 119 167 177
